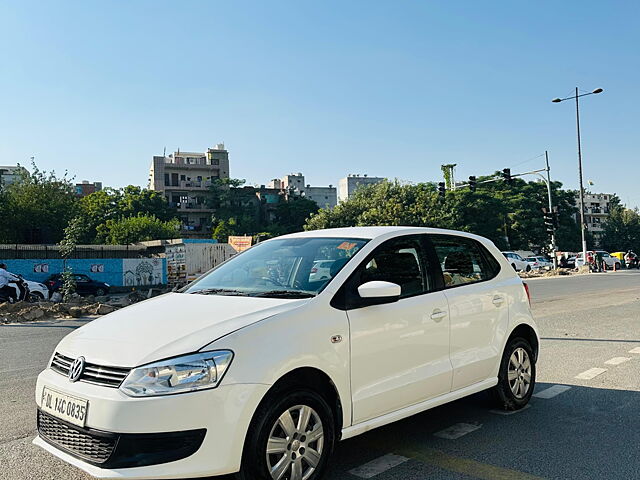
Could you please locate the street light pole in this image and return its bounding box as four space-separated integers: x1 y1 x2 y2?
552 87 603 267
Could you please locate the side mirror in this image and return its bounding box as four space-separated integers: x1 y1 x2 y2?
357 281 401 301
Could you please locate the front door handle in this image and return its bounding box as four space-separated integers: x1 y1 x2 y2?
492 295 505 306
430 309 447 321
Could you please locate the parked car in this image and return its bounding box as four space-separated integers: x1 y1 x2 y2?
35 227 539 480
525 256 553 271
565 256 577 269
502 251 531 272
575 251 621 269
44 273 110 296
24 279 50 301
309 259 336 281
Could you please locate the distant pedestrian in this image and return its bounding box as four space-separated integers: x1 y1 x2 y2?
559 254 567 268
595 251 603 272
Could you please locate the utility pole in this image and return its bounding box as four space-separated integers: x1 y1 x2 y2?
545 151 558 268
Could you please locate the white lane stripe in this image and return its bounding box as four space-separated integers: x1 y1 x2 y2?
349 454 410 478
629 347 640 354
433 422 482 439
575 367 607 380
604 357 632 365
490 404 531 415
533 385 572 399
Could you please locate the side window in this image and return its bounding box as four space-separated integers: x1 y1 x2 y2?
430 235 500 288
356 236 427 298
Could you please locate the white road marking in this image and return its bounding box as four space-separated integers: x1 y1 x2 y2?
604 357 632 365
533 385 572 399
349 454 410 478
433 422 482 439
628 347 640 354
490 404 531 415
575 367 607 380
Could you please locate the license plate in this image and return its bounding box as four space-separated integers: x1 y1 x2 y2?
41 387 88 427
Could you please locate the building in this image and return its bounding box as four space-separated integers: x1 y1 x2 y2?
268 173 337 209
338 174 385 202
0 165 28 186
149 144 230 237
75 181 103 197
578 192 613 244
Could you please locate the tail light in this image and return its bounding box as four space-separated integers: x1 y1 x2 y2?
523 282 531 306
311 268 318 273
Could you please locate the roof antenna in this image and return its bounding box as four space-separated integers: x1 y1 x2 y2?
163 146 166 157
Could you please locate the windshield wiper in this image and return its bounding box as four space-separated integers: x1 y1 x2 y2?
188 288 248 296
251 290 316 298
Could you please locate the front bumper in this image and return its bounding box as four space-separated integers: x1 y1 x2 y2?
34 367 270 479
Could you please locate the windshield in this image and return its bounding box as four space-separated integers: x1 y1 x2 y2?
184 237 367 297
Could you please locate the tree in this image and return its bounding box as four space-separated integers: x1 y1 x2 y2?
77 186 178 243
305 177 581 252
0 162 78 244
273 198 319 234
96 215 180 244
601 203 640 253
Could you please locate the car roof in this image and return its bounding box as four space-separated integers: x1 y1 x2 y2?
277 226 490 241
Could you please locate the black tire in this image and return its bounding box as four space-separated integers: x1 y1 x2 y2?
491 337 536 410
615 262 621 270
525 265 531 272
29 292 45 303
511 263 517 271
237 389 335 480
95 288 106 297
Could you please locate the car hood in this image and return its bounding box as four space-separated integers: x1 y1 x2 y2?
56 293 308 367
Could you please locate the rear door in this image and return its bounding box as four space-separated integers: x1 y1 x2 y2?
428 234 508 391
346 234 452 423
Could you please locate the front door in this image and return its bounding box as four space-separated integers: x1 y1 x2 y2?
347 235 452 424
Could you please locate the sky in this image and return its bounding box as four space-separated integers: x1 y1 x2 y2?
1 1 639 207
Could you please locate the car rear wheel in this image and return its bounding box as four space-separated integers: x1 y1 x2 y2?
511 263 517 271
525 265 531 272
237 389 335 480
491 337 536 410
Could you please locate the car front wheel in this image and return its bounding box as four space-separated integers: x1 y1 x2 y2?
237 389 335 480
491 337 536 410
95 288 106 296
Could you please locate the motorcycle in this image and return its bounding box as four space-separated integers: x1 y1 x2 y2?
0 276 30 303
625 254 639 269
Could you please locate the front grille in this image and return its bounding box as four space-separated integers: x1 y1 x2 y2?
50 353 131 388
37 409 207 468
38 410 116 463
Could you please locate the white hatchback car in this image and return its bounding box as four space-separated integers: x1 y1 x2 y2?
34 227 539 480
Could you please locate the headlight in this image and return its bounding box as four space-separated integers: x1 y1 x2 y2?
120 350 234 397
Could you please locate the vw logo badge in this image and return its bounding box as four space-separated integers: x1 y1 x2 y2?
68 357 85 383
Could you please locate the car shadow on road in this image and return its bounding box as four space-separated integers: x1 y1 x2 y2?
191 382 639 480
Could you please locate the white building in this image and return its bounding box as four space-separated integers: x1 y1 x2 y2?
338 174 386 202
268 173 337 209
0 165 28 186
577 192 614 244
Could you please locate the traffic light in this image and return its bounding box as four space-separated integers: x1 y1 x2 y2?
542 208 554 234
468 176 477 192
502 168 512 185
438 182 446 198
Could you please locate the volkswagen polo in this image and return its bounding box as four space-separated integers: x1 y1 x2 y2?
34 226 539 480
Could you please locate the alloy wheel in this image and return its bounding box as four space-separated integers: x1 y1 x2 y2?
266 404 324 480
508 347 532 399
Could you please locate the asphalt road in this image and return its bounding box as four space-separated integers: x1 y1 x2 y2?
1 271 639 480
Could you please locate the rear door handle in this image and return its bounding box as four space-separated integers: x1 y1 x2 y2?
492 295 505 306
430 309 448 321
